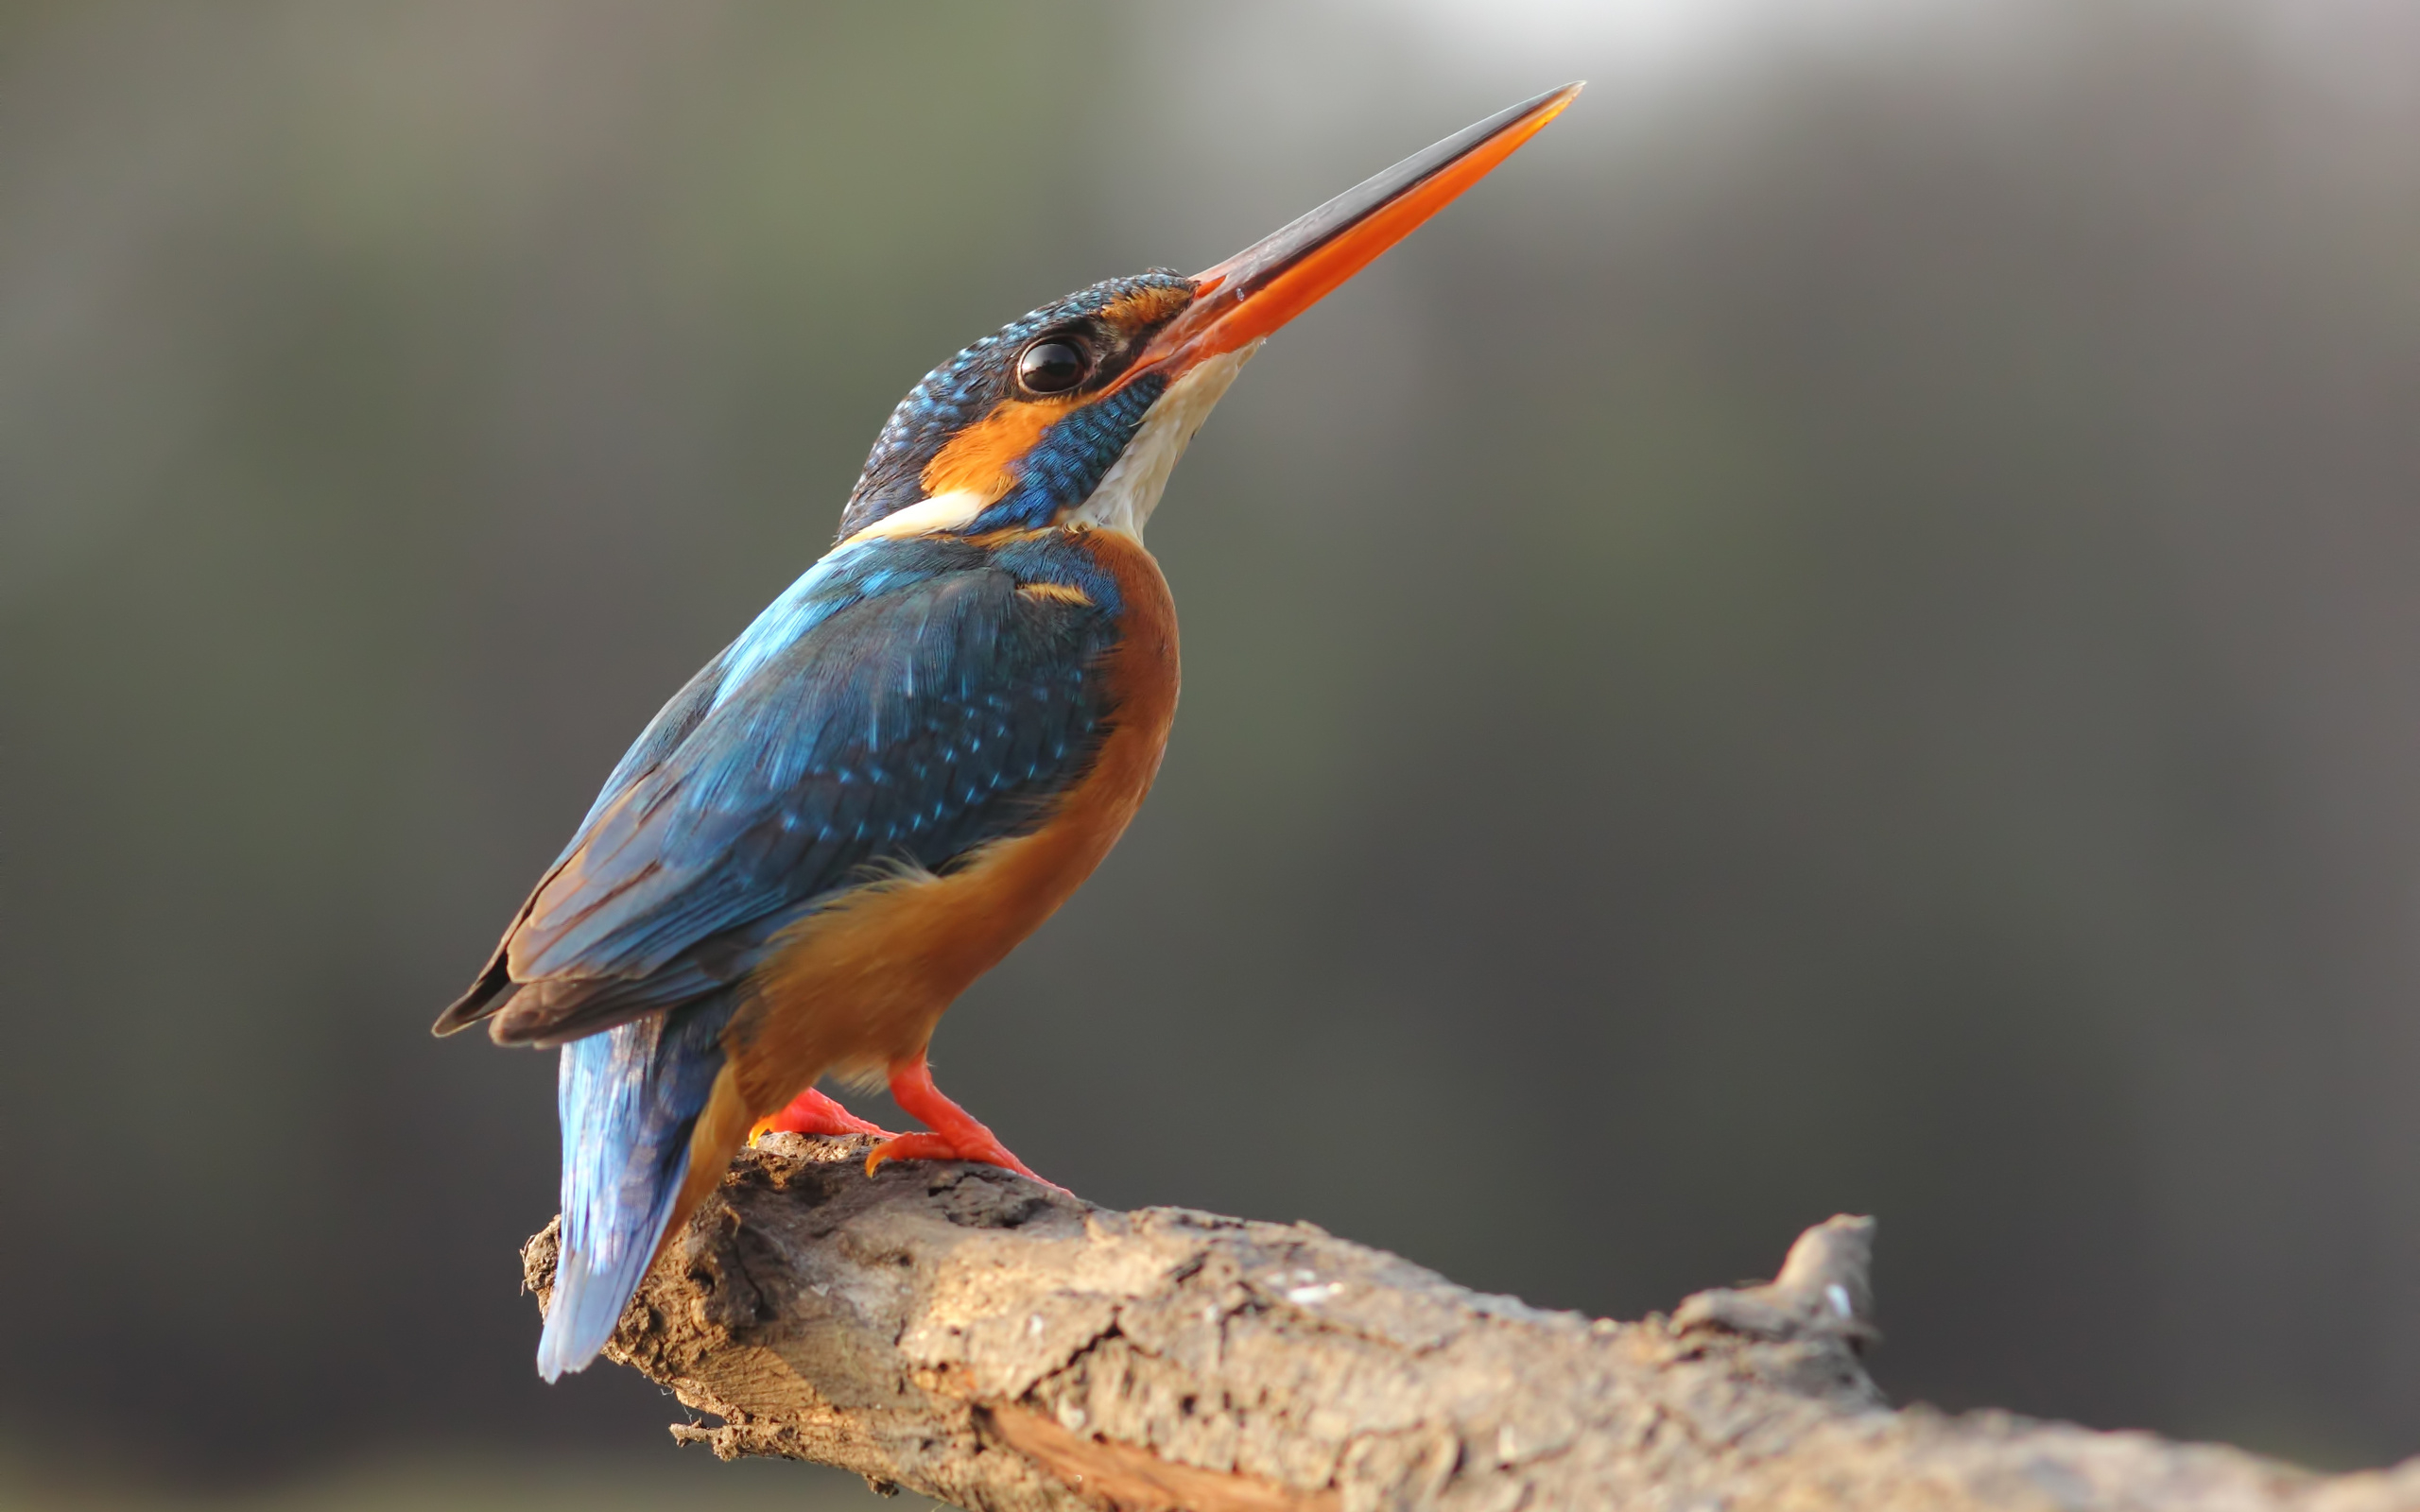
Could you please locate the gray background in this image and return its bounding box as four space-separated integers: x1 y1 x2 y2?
3 1 2418 1504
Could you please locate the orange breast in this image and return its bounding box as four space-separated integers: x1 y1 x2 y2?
721 527 1180 1115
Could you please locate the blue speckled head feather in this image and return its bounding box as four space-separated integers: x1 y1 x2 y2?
836 272 1192 541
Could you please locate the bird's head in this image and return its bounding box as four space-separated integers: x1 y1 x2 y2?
834 82 1582 547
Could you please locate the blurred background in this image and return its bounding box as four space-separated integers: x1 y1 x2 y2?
5 0 2420 1505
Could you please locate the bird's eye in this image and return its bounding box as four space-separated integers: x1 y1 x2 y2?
1017 339 1090 395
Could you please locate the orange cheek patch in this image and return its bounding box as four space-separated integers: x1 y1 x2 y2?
920 398 1076 503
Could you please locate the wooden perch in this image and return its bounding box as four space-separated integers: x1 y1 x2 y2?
523 1133 2420 1512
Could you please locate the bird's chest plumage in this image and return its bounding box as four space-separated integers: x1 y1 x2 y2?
725 527 1178 1109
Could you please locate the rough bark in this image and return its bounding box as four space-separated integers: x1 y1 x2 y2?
522 1133 2420 1512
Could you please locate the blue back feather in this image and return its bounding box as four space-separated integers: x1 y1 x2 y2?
484 532 1126 1049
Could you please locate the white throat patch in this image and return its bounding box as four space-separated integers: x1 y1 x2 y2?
1066 339 1262 540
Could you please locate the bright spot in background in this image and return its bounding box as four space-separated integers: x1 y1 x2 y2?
1342 0 2418 96
1360 0 1952 76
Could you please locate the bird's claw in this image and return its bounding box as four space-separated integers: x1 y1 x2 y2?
866 1129 1023 1177
865 1053 1070 1193
752 1087 897 1143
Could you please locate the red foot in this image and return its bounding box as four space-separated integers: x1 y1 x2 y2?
752 1086 896 1142
865 1054 1065 1193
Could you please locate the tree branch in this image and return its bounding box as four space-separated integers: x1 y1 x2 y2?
523 1134 2420 1512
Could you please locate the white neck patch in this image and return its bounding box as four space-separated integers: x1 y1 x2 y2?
833 487 990 548
1066 339 1262 540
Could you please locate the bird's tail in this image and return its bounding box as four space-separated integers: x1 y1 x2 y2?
537 997 735 1382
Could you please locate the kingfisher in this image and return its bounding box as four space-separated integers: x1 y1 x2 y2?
435 84 1581 1380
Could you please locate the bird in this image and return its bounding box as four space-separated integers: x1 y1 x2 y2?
434 83 1581 1381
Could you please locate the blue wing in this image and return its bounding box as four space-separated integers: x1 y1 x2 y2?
435 532 1126 1048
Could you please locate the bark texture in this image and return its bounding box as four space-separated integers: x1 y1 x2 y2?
522 1133 2420 1512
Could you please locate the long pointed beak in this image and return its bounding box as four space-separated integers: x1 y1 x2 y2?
1134 82 1583 378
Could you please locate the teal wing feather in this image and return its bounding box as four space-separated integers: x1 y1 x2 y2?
435 533 1124 1048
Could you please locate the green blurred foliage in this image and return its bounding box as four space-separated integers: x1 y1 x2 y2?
2 0 2418 1499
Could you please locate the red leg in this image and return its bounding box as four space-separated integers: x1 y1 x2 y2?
865 1053 1064 1192
752 1086 896 1142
